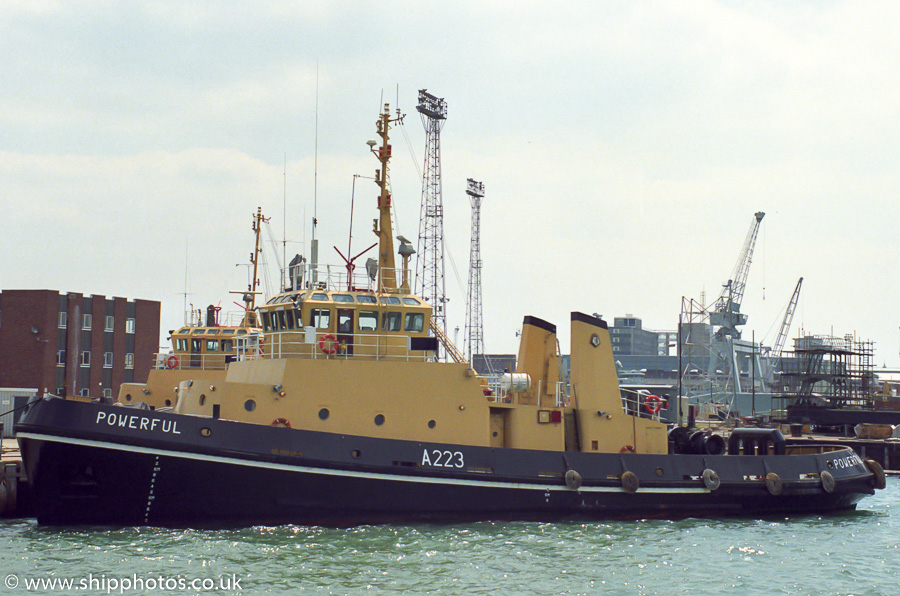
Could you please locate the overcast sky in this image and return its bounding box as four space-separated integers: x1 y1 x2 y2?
2 1 898 367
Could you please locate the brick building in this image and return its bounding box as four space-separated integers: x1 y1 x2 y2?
0 290 160 399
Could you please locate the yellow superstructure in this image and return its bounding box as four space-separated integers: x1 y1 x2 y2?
121 101 669 456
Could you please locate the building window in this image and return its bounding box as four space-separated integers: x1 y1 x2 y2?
126 318 135 334
80 351 90 367
80 388 90 397
82 314 92 330
125 353 134 369
105 316 114 331
57 350 66 366
102 388 112 399
58 312 67 328
103 352 113 368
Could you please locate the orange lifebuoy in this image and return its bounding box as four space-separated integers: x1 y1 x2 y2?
319 333 337 355
166 355 179 370
644 394 662 415
620 445 636 453
271 418 291 428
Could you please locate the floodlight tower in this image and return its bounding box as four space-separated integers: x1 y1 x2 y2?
464 179 486 368
415 89 449 351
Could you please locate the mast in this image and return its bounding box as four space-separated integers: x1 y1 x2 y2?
241 207 267 327
370 103 405 292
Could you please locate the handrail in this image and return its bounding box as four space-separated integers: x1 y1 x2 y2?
429 319 467 364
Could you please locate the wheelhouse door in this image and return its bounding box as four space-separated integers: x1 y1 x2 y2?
337 309 354 356
190 338 202 368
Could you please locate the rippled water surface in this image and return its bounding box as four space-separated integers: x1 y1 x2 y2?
2 477 898 595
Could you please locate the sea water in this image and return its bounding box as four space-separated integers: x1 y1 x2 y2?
1 477 898 595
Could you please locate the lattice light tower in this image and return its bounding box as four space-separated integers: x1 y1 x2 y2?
415 89 449 347
464 179 486 367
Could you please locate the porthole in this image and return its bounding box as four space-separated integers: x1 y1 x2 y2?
244 399 256 412
125 394 132 402
352 449 361 458
318 408 330 420
200 427 212 437
656 467 665 477
374 414 385 426
164 399 172 407
428 419 436 429
200 394 206 406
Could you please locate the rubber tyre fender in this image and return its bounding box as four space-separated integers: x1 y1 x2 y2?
621 471 639 494
765 472 783 496
820 470 835 493
702 468 721 491
865 459 887 490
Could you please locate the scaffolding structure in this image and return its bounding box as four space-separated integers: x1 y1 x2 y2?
678 297 767 417
463 179 486 368
776 334 875 408
414 90 449 358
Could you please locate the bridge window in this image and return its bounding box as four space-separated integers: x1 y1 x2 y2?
262 312 272 332
382 312 401 332
338 312 353 333
333 294 354 303
285 309 296 329
402 297 421 305
359 311 378 331
404 313 424 333
206 339 219 352
311 293 329 301
310 308 331 330
221 339 233 352
356 295 377 304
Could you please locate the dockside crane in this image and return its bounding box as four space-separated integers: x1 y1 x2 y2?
772 277 803 360
710 211 765 339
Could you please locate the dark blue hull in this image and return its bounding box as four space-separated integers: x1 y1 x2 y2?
16 398 877 526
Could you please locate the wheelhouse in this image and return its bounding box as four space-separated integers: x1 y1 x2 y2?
258 289 435 360
167 326 262 370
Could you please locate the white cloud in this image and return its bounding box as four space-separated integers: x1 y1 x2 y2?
2 1 898 364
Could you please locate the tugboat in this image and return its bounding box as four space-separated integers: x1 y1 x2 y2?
16 103 885 526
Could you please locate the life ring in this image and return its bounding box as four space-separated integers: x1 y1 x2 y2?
165 355 179 370
319 334 338 355
620 445 636 454
644 394 663 415
271 418 291 428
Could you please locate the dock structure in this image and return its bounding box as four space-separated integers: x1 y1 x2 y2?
0 436 30 518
